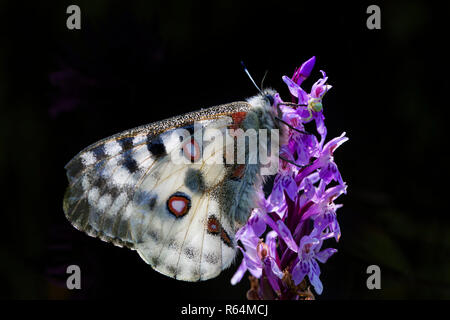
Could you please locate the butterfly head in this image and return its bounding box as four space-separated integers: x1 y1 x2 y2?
247 88 277 107
263 92 275 106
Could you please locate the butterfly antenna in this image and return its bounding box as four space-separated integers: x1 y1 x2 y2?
241 61 264 95
260 70 268 91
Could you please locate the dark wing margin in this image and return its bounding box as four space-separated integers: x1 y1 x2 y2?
63 101 252 248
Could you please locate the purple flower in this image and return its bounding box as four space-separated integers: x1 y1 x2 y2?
282 76 309 105
314 205 342 242
292 56 316 86
271 171 297 204
292 233 337 294
231 57 348 300
231 209 282 285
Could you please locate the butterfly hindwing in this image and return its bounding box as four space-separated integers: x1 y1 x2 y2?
63 101 259 281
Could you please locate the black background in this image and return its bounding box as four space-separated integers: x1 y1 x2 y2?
1 0 449 300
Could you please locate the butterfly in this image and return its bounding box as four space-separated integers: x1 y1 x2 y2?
63 88 285 281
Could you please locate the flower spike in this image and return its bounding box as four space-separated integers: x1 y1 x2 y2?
231 57 347 300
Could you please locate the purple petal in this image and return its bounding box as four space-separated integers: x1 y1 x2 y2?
299 172 320 189
297 87 309 105
231 259 247 285
276 220 298 252
294 56 316 85
309 270 323 295
322 132 348 156
236 224 259 248
282 76 301 98
293 133 319 166
235 223 247 241
323 183 347 203
313 209 334 234
310 79 329 99
265 231 278 258
332 219 341 242
299 235 320 251
259 212 296 252
292 260 309 286
280 173 297 201
303 177 316 199
319 161 340 184
238 247 262 278
298 202 321 223
249 210 266 237
315 248 337 263
314 112 327 146
316 206 341 240
270 176 285 205
296 105 312 120
269 258 283 279
310 257 321 277
263 258 281 293
259 210 279 234
282 76 308 102
266 199 288 219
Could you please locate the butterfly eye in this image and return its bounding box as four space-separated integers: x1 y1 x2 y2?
265 94 274 105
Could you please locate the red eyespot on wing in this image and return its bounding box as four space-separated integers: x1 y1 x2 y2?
167 193 191 218
207 216 221 235
207 216 233 247
182 138 201 162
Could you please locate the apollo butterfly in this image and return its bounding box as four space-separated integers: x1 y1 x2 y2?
63 68 286 281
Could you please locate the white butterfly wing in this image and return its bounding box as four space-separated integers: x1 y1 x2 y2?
63 102 256 281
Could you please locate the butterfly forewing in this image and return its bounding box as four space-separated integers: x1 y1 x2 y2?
63 101 255 281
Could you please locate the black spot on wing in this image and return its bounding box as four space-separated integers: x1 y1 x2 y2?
118 137 134 150
123 156 139 173
184 168 205 193
91 174 107 190
134 190 158 211
106 185 120 200
168 239 180 251
147 135 166 157
184 246 197 260
148 196 157 210
149 229 159 241
91 144 106 160
204 252 219 265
